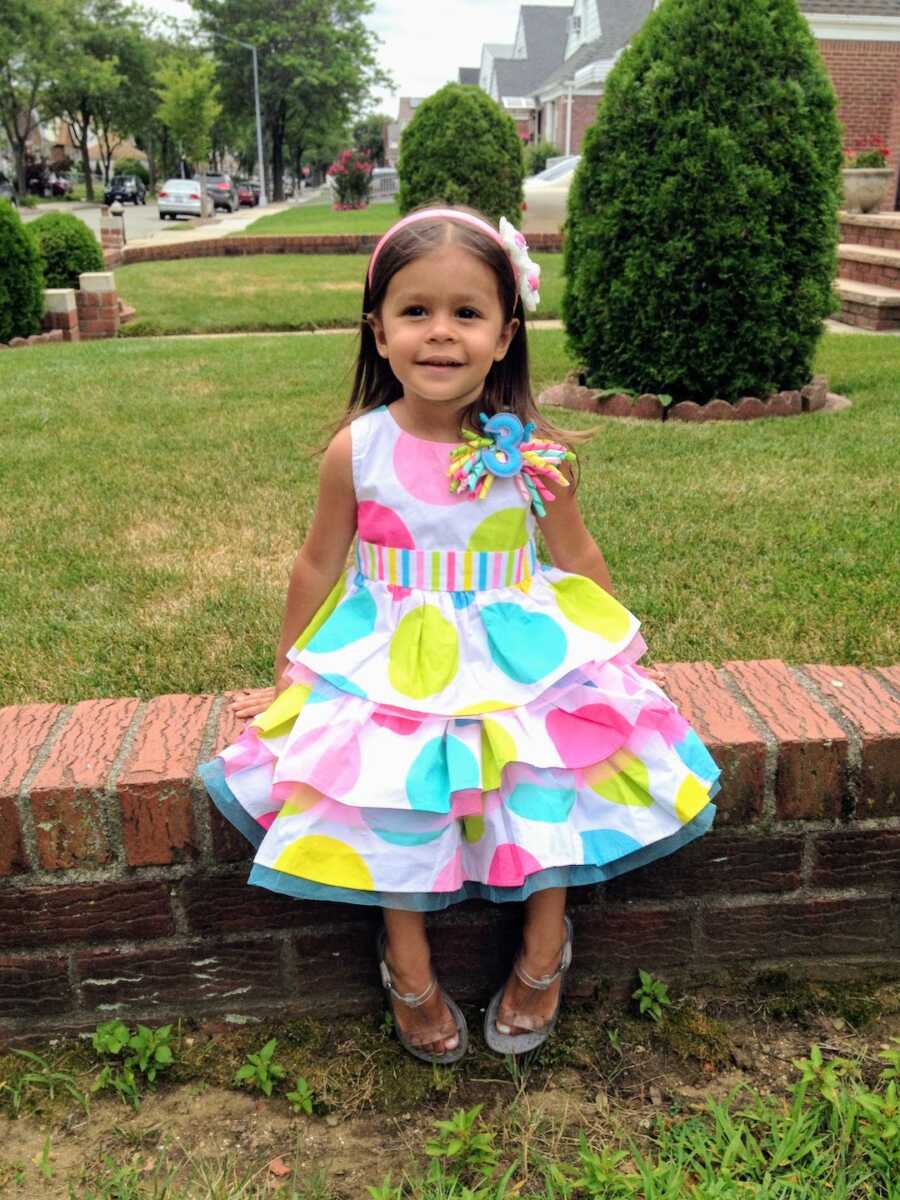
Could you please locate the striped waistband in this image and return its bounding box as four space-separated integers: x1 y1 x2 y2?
356 538 538 591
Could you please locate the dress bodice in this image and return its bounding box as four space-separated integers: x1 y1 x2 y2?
351 404 537 555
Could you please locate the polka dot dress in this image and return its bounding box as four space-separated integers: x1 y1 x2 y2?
199 405 720 910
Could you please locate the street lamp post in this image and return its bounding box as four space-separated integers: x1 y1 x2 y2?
207 30 267 207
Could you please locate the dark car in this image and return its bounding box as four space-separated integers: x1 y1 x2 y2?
104 174 147 205
235 179 257 207
0 170 17 206
198 172 238 212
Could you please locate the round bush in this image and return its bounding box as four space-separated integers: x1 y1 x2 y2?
563 0 843 403
27 211 104 289
0 198 44 343
114 157 150 185
398 83 524 225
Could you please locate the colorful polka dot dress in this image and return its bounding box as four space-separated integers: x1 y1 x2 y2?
199 405 720 910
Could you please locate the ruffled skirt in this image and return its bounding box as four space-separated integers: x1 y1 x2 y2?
199 562 720 911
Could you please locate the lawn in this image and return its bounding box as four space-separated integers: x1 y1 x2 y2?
115 253 565 337
1 330 896 706
239 200 402 236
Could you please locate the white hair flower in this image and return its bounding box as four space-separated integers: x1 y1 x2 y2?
498 216 541 313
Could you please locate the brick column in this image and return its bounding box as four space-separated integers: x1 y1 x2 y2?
76 272 120 340
41 289 80 342
99 205 125 266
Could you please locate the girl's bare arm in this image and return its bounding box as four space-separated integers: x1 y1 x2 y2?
231 426 357 717
535 464 614 593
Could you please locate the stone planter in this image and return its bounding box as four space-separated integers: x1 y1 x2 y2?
842 168 893 214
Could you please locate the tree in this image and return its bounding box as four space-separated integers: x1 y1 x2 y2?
0 0 62 195
93 19 156 185
352 112 389 166
44 0 129 202
563 0 843 403
397 84 524 225
190 0 390 202
155 55 221 214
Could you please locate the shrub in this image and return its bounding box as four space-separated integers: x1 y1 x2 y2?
563 0 843 403
526 140 560 176
398 83 524 225
327 148 373 209
27 211 104 289
0 199 44 342
845 135 890 170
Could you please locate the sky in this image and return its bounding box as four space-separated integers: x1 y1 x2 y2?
138 0 572 116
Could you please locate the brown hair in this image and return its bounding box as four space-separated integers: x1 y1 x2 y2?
332 203 589 458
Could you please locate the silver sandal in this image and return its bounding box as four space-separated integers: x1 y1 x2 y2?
376 928 468 1065
484 914 573 1055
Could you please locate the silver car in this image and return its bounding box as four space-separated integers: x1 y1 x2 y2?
157 178 203 220
522 155 581 234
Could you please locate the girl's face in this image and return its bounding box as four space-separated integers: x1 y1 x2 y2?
369 242 519 415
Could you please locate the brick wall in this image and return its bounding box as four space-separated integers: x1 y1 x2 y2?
120 233 564 267
1 660 898 1041
817 39 900 211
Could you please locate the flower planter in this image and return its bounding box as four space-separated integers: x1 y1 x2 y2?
842 168 893 214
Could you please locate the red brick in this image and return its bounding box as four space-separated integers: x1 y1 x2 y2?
605 832 803 900
0 703 63 799
117 693 214 866
0 955 73 1018
0 881 174 949
181 874 306 934
0 800 27 876
723 660 848 819
655 663 766 824
76 292 99 309
800 665 900 816
576 906 694 978
668 400 703 421
810 827 900 890
29 699 139 869
75 939 284 1011
699 896 898 961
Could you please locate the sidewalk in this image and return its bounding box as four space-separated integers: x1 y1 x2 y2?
124 199 297 250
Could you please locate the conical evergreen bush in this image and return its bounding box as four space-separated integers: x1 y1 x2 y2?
398 83 524 226
563 0 843 402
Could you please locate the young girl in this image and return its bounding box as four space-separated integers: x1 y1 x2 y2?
199 204 720 1063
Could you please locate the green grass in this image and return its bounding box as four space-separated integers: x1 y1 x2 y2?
239 200 402 236
115 253 565 337
0 331 896 705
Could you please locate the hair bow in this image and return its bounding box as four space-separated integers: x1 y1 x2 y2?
498 217 541 313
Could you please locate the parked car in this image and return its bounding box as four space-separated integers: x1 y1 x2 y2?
197 172 238 212
50 174 73 196
105 174 147 205
157 178 203 220
521 155 581 234
235 179 258 207
0 170 17 206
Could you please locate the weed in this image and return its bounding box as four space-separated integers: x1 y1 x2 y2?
285 1074 315 1115
233 1037 287 1097
89 1020 176 1110
631 968 672 1022
2 1047 90 1118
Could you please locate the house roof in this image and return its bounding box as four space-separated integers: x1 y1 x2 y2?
458 67 480 84
797 1 900 13
535 0 655 94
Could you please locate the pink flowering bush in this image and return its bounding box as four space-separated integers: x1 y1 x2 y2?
327 149 372 209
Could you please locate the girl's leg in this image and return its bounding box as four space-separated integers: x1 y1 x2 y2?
495 886 568 1036
382 908 460 1055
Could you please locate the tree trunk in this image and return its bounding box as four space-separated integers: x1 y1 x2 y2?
13 142 27 196
80 141 94 202
270 102 287 202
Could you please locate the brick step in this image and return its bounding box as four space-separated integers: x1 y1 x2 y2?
838 242 900 290
834 279 900 332
839 211 900 253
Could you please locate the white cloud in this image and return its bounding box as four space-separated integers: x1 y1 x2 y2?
137 0 572 116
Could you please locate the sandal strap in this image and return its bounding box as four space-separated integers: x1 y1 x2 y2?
513 933 572 991
379 958 438 1008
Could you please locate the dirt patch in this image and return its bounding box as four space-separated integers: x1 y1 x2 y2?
2 974 898 1197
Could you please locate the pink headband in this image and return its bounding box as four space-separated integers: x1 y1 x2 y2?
367 208 506 287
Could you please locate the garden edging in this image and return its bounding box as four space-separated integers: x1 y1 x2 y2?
1 660 898 1041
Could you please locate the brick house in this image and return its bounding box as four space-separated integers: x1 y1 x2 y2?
464 0 900 208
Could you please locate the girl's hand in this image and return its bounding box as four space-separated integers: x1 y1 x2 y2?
228 687 278 720
638 665 667 689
